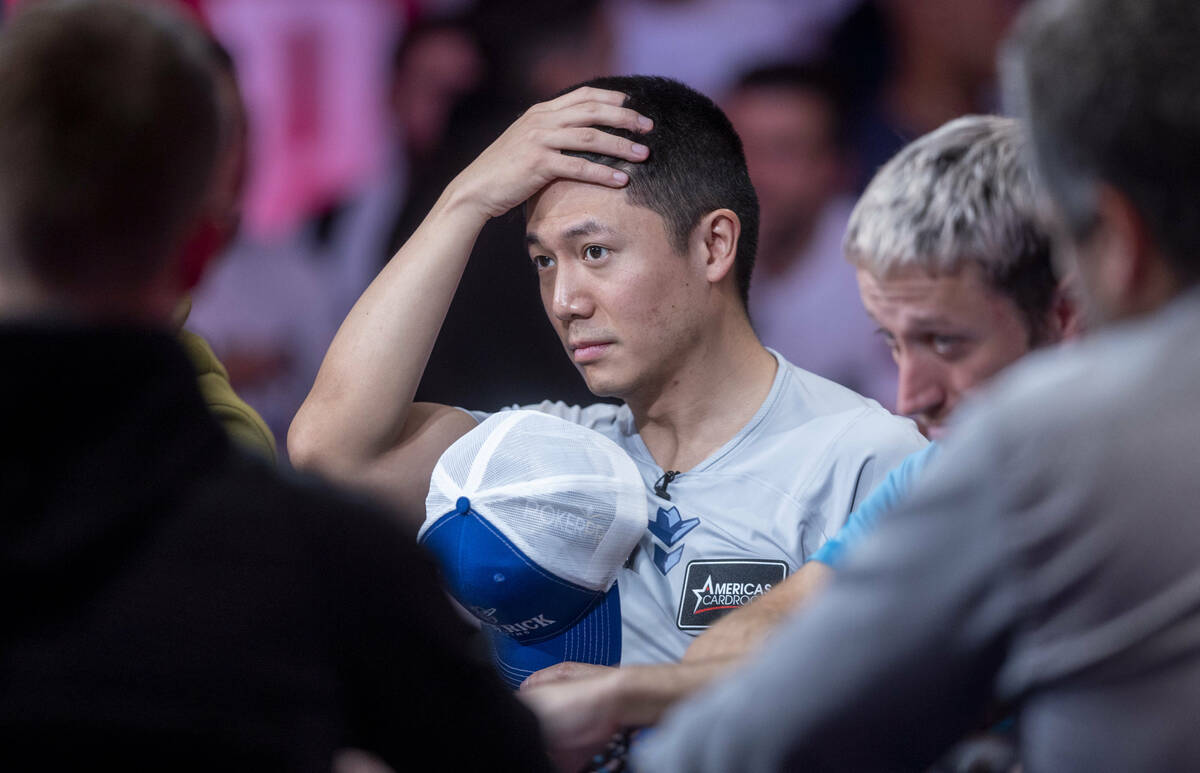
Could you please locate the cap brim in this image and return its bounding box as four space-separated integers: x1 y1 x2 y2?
489 582 622 689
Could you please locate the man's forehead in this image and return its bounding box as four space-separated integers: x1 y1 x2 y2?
525 179 658 246
856 264 1001 324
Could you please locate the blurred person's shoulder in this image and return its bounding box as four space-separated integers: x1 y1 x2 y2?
191 446 425 564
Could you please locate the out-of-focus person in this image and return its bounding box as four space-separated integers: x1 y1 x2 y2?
846 0 1021 188
0 2 552 769
609 0 857 97
727 63 896 406
636 0 1200 769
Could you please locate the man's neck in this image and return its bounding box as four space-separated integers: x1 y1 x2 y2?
625 313 777 473
1 254 180 325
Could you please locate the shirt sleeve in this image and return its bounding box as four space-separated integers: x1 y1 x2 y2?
635 426 1021 772
811 443 940 567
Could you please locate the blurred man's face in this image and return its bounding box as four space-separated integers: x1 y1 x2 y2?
392 28 484 156
857 264 1032 438
725 86 840 259
526 180 708 400
892 0 1024 84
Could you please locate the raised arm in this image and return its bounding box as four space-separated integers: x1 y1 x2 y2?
288 88 652 517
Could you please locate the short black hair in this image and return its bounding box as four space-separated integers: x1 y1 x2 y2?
0 0 220 292
563 75 760 308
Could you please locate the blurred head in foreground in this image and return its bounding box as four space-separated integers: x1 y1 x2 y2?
0 0 220 324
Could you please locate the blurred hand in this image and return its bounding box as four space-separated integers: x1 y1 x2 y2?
446 86 652 220
521 661 615 689
519 665 624 773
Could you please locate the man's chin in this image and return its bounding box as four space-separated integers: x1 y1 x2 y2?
576 366 630 400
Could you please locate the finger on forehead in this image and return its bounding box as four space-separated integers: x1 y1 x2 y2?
545 86 629 110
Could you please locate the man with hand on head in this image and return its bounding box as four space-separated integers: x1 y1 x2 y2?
290 76 923 673
637 0 1200 768
518 114 1078 766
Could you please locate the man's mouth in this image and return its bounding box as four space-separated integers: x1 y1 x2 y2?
569 341 613 364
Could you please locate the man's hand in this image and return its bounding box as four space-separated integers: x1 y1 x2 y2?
519 659 739 771
521 661 616 689
446 86 653 220
520 666 624 772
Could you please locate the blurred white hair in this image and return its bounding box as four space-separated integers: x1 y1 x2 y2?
844 115 1041 279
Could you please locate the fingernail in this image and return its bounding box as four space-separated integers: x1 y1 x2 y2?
613 170 629 184
638 115 653 130
632 143 648 156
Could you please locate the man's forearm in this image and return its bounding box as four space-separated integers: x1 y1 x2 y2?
612 660 735 726
288 185 487 476
683 560 833 663
521 658 738 766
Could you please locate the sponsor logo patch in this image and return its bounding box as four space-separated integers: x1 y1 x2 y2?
676 559 788 630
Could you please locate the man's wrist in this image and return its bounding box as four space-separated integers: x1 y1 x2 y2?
436 171 500 227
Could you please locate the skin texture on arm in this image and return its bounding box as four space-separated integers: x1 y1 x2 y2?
683 559 833 663
519 660 732 772
287 87 652 519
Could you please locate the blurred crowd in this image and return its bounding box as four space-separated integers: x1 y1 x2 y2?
158 0 1019 456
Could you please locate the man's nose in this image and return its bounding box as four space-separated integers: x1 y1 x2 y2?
895 354 946 422
550 263 594 321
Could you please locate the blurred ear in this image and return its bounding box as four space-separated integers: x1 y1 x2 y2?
1048 274 1084 341
1086 183 1177 318
176 215 227 292
695 208 741 286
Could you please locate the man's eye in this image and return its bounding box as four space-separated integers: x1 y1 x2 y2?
531 254 555 270
583 245 610 261
931 335 964 357
876 329 900 356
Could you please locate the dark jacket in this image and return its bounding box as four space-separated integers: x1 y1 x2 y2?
0 323 550 772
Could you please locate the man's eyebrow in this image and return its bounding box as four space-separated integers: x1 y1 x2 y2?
525 219 614 247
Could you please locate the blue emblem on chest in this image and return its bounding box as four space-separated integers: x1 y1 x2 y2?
649 506 700 575
649 506 700 546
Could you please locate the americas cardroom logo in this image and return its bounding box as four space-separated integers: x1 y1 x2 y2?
676 559 788 630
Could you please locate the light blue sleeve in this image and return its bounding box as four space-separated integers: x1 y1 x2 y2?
811 442 940 567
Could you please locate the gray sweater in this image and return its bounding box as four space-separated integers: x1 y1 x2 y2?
637 288 1200 772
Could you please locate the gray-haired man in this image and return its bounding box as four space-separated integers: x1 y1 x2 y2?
637 0 1200 769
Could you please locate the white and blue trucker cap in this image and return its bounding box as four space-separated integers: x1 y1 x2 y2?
419 410 646 688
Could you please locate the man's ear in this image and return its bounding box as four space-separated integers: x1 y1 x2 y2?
1048 273 1084 341
1087 183 1177 318
695 208 741 285
176 214 230 292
